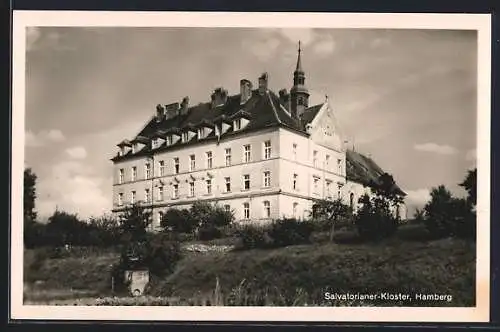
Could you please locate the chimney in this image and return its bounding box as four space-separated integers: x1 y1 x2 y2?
211 87 228 108
240 79 253 104
155 104 165 122
180 96 189 116
279 88 290 111
164 102 180 120
258 73 268 95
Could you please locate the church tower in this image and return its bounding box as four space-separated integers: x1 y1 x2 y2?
290 41 310 119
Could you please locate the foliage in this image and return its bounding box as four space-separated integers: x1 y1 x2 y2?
352 173 404 241
459 168 477 206
312 198 351 241
234 224 274 250
235 218 313 250
423 185 476 240
24 168 38 221
268 218 314 247
118 203 152 243
161 208 194 234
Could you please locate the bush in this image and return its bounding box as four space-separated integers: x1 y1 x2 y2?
235 218 313 250
269 218 314 247
118 232 182 277
161 208 195 234
234 224 273 249
354 194 399 241
189 202 235 241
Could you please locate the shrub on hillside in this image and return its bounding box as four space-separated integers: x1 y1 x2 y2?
234 224 274 249
190 202 235 241
354 194 399 241
269 218 314 247
161 208 195 234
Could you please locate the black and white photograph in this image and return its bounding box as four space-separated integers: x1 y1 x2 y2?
11 11 491 322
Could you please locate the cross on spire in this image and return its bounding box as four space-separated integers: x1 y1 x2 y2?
295 40 303 72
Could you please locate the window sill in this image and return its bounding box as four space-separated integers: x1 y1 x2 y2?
241 189 250 192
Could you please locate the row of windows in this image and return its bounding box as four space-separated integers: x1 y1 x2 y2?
118 141 272 184
117 172 273 206
154 201 301 222
130 118 248 155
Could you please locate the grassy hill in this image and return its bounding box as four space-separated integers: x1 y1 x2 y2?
24 225 475 306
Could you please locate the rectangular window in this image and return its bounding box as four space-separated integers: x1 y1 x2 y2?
263 171 271 188
293 202 298 218
189 182 195 197
234 118 242 131
131 191 136 204
243 202 250 219
293 143 297 160
338 159 342 174
118 193 124 206
326 155 330 168
313 150 318 167
263 201 271 218
206 151 213 169
131 167 137 181
189 155 196 171
145 188 151 203
225 148 232 166
157 186 164 201
243 144 251 163
225 177 231 192
293 174 298 190
172 184 179 199
174 157 179 174
158 160 165 176
118 168 124 184
326 181 332 198
158 211 164 225
145 163 151 179
206 179 212 194
224 204 231 213
264 140 271 159
243 174 250 190
313 177 319 194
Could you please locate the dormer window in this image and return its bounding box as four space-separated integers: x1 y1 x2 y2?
152 138 159 149
131 144 137 154
198 127 206 139
166 135 172 146
182 132 189 143
234 118 242 131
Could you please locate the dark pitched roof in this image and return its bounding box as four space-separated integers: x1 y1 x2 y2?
346 149 406 196
112 90 323 162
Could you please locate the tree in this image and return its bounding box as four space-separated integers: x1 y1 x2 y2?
459 168 477 207
45 210 87 246
24 168 37 221
118 203 152 243
161 208 194 234
312 198 350 242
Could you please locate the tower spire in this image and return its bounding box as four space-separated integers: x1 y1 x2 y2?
295 40 303 72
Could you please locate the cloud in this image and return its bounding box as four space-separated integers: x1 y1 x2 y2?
66 146 87 159
413 143 458 155
241 37 281 62
405 188 431 208
465 148 476 161
36 160 111 219
278 28 315 46
313 35 336 56
25 129 65 148
26 27 41 51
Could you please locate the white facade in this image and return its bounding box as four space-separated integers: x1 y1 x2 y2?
111 102 381 228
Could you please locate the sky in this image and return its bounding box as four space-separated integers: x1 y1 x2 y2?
24 27 478 220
